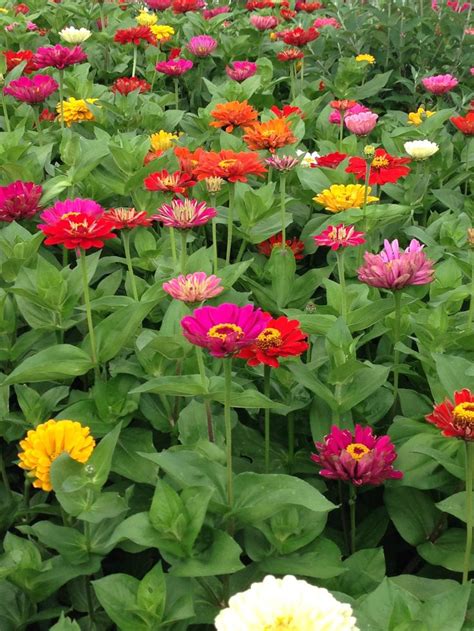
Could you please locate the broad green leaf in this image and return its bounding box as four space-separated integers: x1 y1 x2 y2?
417 528 474 572
385 487 442 546
86 423 122 490
169 530 244 577
3 345 93 385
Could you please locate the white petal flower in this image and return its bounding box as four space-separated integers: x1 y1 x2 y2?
403 140 439 160
59 27 92 44
215 575 359 631
296 149 320 168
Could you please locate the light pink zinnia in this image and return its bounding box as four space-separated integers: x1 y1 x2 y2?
163 272 224 303
344 111 378 136
422 74 458 94
181 302 271 357
152 199 216 229
313 224 365 250
250 14 279 30
311 424 403 486
33 45 87 70
313 17 341 28
187 35 217 57
225 61 258 82
329 103 369 125
155 58 193 76
358 238 434 290
0 181 43 222
265 155 300 171
203 5 230 18
39 198 104 228
4 75 58 103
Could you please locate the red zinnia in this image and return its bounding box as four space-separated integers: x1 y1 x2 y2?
3 50 37 74
257 233 305 259
280 8 297 19
426 389 474 440
270 104 304 119
450 111 474 135
15 3 30 14
172 0 204 12
144 170 196 194
282 26 319 47
114 26 156 46
237 315 308 367
277 47 305 62
247 0 274 8
330 99 357 111
104 207 152 229
296 0 323 10
346 149 411 185
315 152 348 168
193 150 267 183
313 224 365 250
111 77 151 94
40 213 117 250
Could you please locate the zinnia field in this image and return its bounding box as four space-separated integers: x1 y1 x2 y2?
0 0 473 628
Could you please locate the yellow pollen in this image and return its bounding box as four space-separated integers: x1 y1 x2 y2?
218 159 237 169
346 442 371 460
257 327 282 350
371 156 389 168
207 323 244 341
263 615 298 630
162 176 177 186
453 403 474 425
61 211 81 219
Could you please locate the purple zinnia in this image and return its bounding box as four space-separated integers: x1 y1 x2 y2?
0 181 43 222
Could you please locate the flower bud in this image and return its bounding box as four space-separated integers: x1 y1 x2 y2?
305 300 317 314
205 176 224 193
364 145 375 158
468 228 474 248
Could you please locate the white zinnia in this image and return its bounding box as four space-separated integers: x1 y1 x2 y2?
403 140 439 160
296 149 320 168
214 575 359 631
59 27 92 44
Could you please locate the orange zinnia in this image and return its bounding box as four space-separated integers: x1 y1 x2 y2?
209 100 259 133
193 149 267 182
243 118 297 153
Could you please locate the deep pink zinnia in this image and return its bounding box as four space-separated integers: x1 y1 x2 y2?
313 17 341 28
181 302 271 357
163 272 224 303
187 35 217 57
0 181 42 222
422 74 458 94
344 111 378 136
329 103 369 125
203 5 231 18
225 61 257 82
152 199 216 229
311 425 403 486
39 198 104 228
3 75 59 103
155 58 194 76
313 224 365 250
33 45 87 70
358 238 434 290
250 14 279 30
145 0 172 8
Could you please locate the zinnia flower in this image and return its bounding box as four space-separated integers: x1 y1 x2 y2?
450 111 474 135
4 75 58 103
153 199 216 229
243 118 297 153
358 238 435 290
40 212 116 250
250 14 279 30
314 224 365 250
215 575 359 631
346 149 411 185
193 150 267 183
104 207 152 230
111 76 151 94
210 100 259 133
181 302 270 357
355 53 375 63
144 170 196 194
296 149 320 167
407 106 435 126
403 140 439 160
59 26 92 43
312 424 403 486
3 49 37 74
155 57 193 76
150 24 175 41
150 130 179 152
33 45 87 69
15 3 29 14
422 74 458 94
18 419 95 492
426 389 474 440
315 152 348 168
257 233 305 259
296 1 323 11
172 0 204 13
39 198 104 227
163 272 224 303
225 61 257 82
204 5 231 18
136 10 158 26
237 315 308 367
145 0 172 8
0 181 42 222
187 34 217 57
314 184 378 213
345 111 378 136
56 97 97 127
313 17 341 28
277 47 304 62
265 154 299 171
270 104 303 119
114 26 156 45
281 25 319 46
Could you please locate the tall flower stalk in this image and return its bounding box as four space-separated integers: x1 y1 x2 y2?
463 442 474 584
121 231 139 301
223 358 234 506
280 173 287 244
225 184 235 265
79 251 100 380
263 364 272 473
392 290 402 406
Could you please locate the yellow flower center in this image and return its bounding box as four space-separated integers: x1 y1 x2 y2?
207 323 244 341
346 442 371 460
219 159 237 169
264 615 299 630
453 403 474 426
60 211 81 219
371 156 389 168
257 327 282 350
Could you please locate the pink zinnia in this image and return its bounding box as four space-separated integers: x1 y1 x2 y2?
39 198 104 228
145 0 172 7
33 45 87 70
203 5 230 18
313 224 365 250
0 181 42 222
358 238 434 290
265 155 299 171
225 61 257 82
344 111 378 136
329 103 369 125
313 17 341 28
422 74 458 94
312 425 403 486
155 58 193 76
152 199 216 229
3 75 58 103
163 272 224 303
187 35 217 57
181 302 271 357
250 14 279 30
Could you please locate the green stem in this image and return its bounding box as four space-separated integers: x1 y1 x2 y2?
463 441 474 584
300 57 304 95
212 219 218 274
0 448 11 499
349 485 357 555
263 364 271 473
235 239 247 264
2 96 11 132
287 413 294 474
58 69 65 130
180 230 187 274
337 249 347 320
223 358 233 507
225 184 234 265
339 116 344 151
290 64 296 101
83 523 95 629
196 346 214 443
131 46 138 78
32 106 42 138
169 226 178 266
174 77 179 110
196 346 206 386
280 173 287 245
392 290 402 408
468 249 474 331
122 231 139 301
79 250 99 381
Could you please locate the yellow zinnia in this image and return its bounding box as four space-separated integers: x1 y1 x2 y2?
150 24 175 42
150 130 179 152
407 106 435 126
56 97 98 127
313 184 379 213
136 10 158 26
0 7 8 13
355 54 375 64
18 419 95 492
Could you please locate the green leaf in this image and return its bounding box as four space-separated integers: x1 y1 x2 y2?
28 522 89 565
417 528 474 572
417 583 471 631
385 487 442 546
436 492 474 523
2 345 93 385
169 530 244 577
350 70 392 99
131 375 209 396
137 562 166 619
93 574 149 631
432 353 474 397
355 578 421 631
49 613 81 631
258 537 344 579
112 428 159 485
267 246 296 309
338 548 386 598
86 423 122 490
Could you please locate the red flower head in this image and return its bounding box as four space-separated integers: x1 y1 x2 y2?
114 26 156 46
277 47 305 62
111 77 151 94
237 315 308 367
3 50 37 74
0 181 42 222
172 0 204 12
144 170 196 194
40 212 117 250
193 149 267 183
426 389 474 440
280 7 297 19
174 146 203 174
282 26 319 46
312 425 403 486
104 207 153 230
313 224 365 250
318 80 326 91
450 111 474 135
296 0 323 11
15 3 30 14
247 0 274 8
257 232 305 259
270 104 304 119
315 152 348 168
39 108 56 122
330 99 357 111
346 149 411 185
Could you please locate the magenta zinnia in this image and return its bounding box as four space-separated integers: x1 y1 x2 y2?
314 224 365 250
0 181 42 222
155 58 193 76
358 238 434 290
33 45 87 69
39 198 104 228
3 75 58 103
311 425 403 486
187 35 217 57
152 199 216 229
225 61 257 82
163 272 224 303
422 74 458 94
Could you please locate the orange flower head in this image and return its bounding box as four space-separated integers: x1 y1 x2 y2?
243 118 297 153
210 100 259 133
193 149 267 182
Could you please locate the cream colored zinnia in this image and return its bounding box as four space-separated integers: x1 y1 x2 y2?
404 140 439 160
296 149 319 168
59 26 92 44
214 575 359 631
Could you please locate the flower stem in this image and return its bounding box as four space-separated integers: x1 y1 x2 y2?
196 346 214 442
290 63 296 101
180 230 187 274
280 173 287 245
174 77 179 109
300 58 304 95
79 250 99 381
0 447 11 500
263 364 272 473
131 46 138 78
122 230 139 301
392 290 402 409
169 226 177 266
349 485 357 555
2 96 11 132
58 69 65 130
337 249 347 320
468 248 474 330
339 116 344 151
223 358 233 507
212 219 218 274
463 441 474 584
287 412 295 474
225 184 234 265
